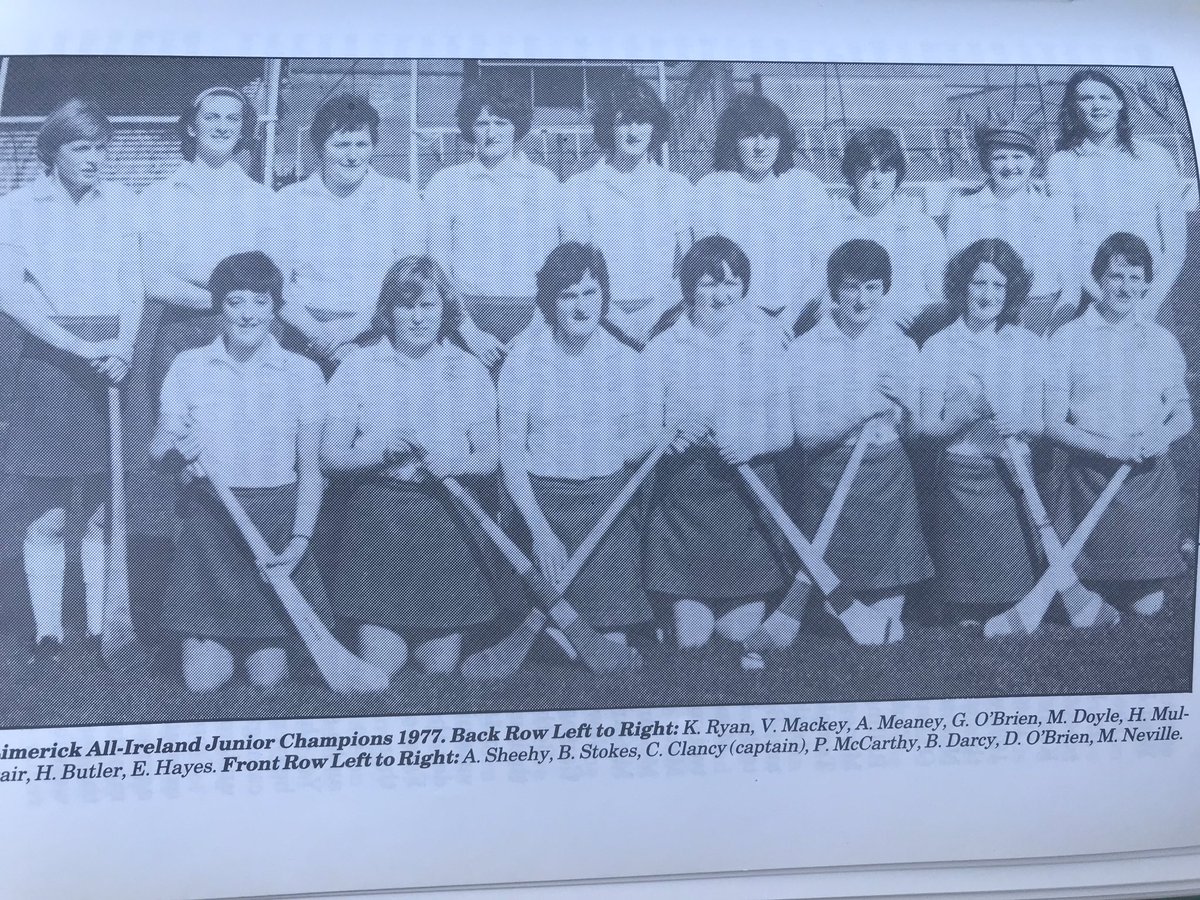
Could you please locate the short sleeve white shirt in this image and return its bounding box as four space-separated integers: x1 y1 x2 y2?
424 151 561 299
787 315 919 446
498 325 648 480
818 194 947 326
157 335 327 489
920 318 1046 453
693 168 831 314
326 339 497 481
0 175 141 318
139 160 276 285
1046 304 1189 443
944 185 1077 298
272 168 425 316
559 158 692 312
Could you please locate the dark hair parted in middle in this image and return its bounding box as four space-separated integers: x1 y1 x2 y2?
179 86 259 162
944 239 1032 331
680 235 752 306
591 73 671 160
535 242 611 326
457 75 533 143
1057 68 1135 155
841 126 907 186
1092 232 1154 284
308 93 380 150
209 251 284 312
369 255 464 345
712 93 796 176
827 239 892 297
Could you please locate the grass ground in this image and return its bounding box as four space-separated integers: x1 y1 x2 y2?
0 577 1191 729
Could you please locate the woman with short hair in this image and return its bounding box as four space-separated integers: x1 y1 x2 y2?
560 74 692 348
322 256 500 676
820 127 947 340
945 125 1079 336
642 235 793 650
693 93 830 334
0 98 144 664
498 243 655 656
270 93 426 372
425 75 561 364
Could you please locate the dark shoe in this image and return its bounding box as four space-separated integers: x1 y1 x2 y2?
30 635 62 665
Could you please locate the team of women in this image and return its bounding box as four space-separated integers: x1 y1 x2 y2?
0 66 1190 691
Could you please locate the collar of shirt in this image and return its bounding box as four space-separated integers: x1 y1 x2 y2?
809 313 897 349
464 150 539 183
28 173 109 207
1071 139 1128 159
945 315 1005 350
296 166 387 202
833 193 918 228
169 159 257 193
528 320 624 367
591 156 659 196
200 334 289 373
970 183 1047 211
366 336 459 378
1078 302 1151 336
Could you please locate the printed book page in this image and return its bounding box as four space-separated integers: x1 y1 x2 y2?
0 1 1197 898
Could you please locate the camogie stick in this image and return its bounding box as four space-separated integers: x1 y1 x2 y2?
201 464 390 693
745 421 875 651
100 384 144 667
984 441 1130 638
442 477 641 676
736 464 841 597
558 439 671 593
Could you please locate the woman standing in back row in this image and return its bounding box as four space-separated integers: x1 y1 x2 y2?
693 93 830 335
560 74 693 349
1047 68 1185 320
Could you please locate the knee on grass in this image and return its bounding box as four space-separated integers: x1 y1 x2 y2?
359 624 408 676
413 633 462 674
673 600 715 649
182 638 235 693
715 601 766 643
246 647 289 690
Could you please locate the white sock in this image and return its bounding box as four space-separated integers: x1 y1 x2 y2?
80 532 107 638
24 538 65 642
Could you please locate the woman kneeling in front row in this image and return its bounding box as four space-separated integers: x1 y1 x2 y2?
152 252 329 692
322 256 500 677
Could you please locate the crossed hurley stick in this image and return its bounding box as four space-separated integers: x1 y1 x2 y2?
985 437 1129 638
742 422 875 651
444 440 668 679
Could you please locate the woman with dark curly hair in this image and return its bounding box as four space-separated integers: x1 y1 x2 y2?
693 93 830 332
919 239 1046 626
1046 68 1185 319
560 73 692 348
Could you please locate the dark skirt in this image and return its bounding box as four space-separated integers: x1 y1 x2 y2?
462 295 538 347
530 469 653 631
5 316 117 479
933 452 1037 608
162 480 331 644
791 440 934 594
1052 450 1185 582
645 447 789 603
334 478 497 633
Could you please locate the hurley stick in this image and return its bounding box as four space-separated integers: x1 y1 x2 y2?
202 465 389 693
985 444 1130 638
442 477 641 675
745 422 874 651
100 385 143 667
737 464 840 596
558 440 670 592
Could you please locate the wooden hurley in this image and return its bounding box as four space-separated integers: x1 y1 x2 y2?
442 477 641 676
100 384 143 666
737 464 841 596
744 422 873 650
985 439 1130 637
202 464 390 693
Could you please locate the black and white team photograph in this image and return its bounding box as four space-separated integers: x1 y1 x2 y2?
0 58 1194 728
